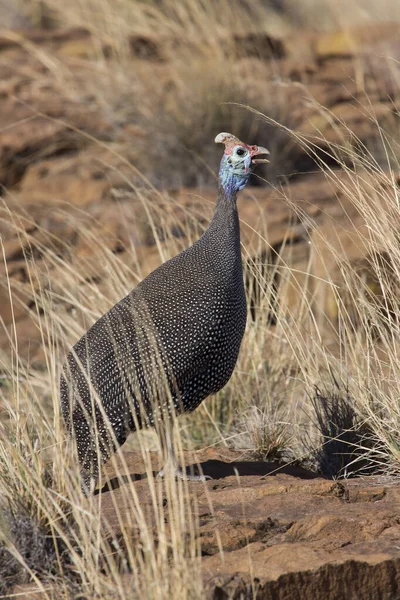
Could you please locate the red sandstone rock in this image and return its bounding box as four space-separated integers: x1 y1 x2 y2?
93 449 400 600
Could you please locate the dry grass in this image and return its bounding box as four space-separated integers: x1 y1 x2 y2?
1 0 400 597
17 0 400 39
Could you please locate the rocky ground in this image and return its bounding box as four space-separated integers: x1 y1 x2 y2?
104 450 400 600
13 449 400 599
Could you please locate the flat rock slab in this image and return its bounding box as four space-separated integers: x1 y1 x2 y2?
96 449 400 599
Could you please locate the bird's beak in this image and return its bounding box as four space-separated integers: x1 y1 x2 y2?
250 145 270 164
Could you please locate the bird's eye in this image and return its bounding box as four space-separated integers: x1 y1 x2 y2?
236 148 245 156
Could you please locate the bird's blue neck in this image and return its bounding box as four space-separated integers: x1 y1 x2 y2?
201 157 245 256
218 155 250 197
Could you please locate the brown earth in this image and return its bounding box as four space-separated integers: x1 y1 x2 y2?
90 449 400 599
13 448 400 600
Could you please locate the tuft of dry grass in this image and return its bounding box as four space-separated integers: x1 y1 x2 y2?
309 384 377 478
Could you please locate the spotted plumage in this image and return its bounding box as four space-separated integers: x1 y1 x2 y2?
60 132 269 490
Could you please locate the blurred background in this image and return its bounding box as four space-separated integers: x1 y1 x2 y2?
1 0 400 188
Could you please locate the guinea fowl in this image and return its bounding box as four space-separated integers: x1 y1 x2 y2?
60 132 269 491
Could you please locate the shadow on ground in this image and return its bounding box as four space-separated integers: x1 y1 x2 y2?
97 457 317 493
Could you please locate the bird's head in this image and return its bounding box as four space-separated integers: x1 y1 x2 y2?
215 132 269 194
